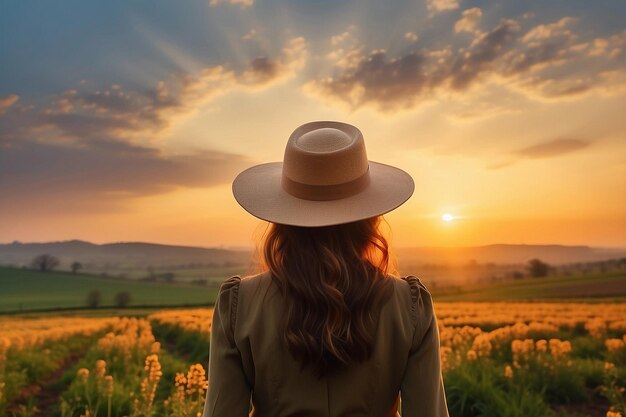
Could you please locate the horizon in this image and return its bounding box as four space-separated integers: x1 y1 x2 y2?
2 237 626 252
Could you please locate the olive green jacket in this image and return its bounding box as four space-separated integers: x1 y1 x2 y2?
202 272 449 417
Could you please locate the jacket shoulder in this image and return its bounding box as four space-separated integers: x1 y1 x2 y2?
237 270 273 296
399 275 434 330
219 274 242 291
216 275 242 346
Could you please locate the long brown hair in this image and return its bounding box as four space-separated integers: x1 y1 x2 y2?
254 215 398 378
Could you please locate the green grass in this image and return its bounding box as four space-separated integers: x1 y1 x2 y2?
433 270 626 302
2 266 624 313
0 266 219 313
115 265 245 282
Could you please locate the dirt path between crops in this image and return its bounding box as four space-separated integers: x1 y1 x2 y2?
162 337 189 360
151 323 192 362
8 348 87 417
554 392 612 417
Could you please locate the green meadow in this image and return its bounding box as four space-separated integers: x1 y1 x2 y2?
0 266 219 313
2 264 625 314
433 270 626 302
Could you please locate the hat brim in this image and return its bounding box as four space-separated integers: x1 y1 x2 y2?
232 161 414 227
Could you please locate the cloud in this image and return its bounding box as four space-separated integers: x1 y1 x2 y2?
447 99 519 122
307 49 433 111
305 17 626 113
0 137 253 213
405 32 419 42
0 95 19 114
325 26 364 70
454 8 482 34
239 37 307 88
485 160 516 170
306 19 521 111
36 69 233 140
242 29 257 40
521 17 577 43
512 138 590 158
487 138 590 169
427 0 459 15
8 37 307 143
0 37 307 212
501 17 577 76
209 0 253 9
449 19 521 90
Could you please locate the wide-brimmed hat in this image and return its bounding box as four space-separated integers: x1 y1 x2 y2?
231 121 414 227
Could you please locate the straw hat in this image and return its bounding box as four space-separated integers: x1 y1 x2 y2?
232 121 414 227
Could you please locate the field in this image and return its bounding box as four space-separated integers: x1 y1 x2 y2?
1 267 625 416
0 267 219 313
1 301 625 417
114 266 244 283
2 266 625 314
434 271 626 302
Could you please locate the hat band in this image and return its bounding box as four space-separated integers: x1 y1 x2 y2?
282 167 371 201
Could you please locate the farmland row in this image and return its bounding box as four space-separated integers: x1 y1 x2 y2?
1 302 625 416
0 316 210 417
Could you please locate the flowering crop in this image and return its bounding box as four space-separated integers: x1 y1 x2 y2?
0 317 117 352
148 309 213 336
2 300 626 416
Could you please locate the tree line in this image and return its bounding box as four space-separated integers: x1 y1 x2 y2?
85 289 132 309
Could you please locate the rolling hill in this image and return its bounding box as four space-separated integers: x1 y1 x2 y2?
2 240 625 274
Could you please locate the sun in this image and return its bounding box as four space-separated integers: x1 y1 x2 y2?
441 213 455 222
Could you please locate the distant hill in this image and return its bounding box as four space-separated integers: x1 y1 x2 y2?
395 244 626 266
1 240 624 273
0 240 253 271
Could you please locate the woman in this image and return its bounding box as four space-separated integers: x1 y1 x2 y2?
203 121 449 417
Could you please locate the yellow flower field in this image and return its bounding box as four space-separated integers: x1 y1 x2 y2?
1 301 625 416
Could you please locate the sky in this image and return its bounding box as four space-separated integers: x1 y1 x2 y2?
1 0 625 249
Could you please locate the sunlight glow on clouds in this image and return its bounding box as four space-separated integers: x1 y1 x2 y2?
0 94 19 114
305 16 626 113
486 138 591 170
454 7 482 34
0 36 307 213
209 0 254 9
0 0 625 247
427 0 459 15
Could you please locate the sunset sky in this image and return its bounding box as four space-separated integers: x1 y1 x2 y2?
1 0 625 249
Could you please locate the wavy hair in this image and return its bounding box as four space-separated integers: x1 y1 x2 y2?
254 215 398 378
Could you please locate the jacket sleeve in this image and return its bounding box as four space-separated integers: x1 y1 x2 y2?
203 276 251 417
400 276 449 417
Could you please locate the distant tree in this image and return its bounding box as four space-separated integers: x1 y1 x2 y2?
465 259 478 268
162 272 176 283
527 258 550 278
86 290 102 308
511 270 525 280
71 261 83 274
114 291 132 308
31 254 60 272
